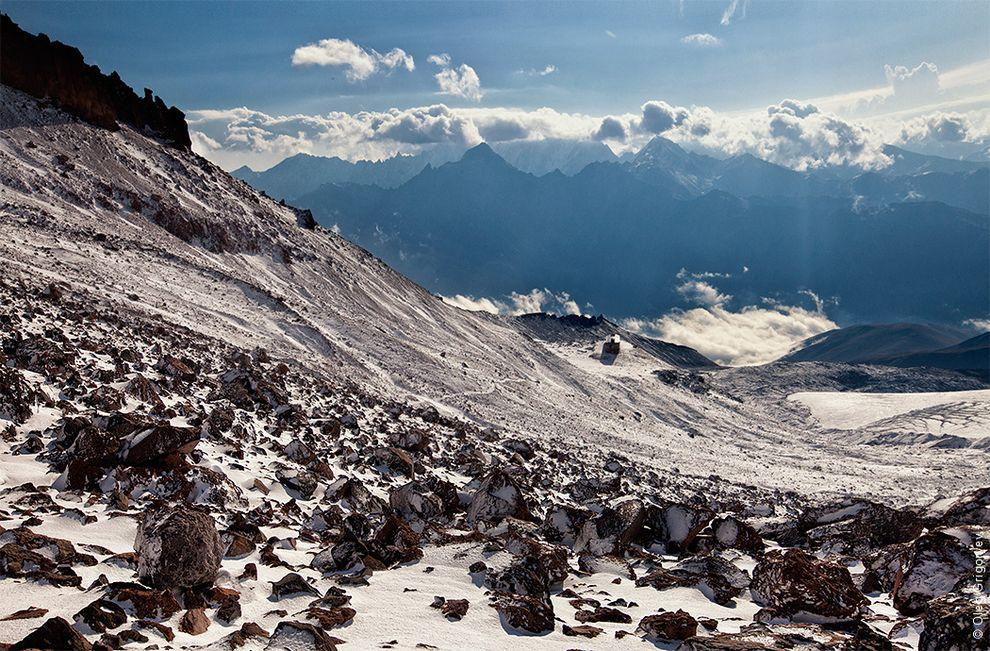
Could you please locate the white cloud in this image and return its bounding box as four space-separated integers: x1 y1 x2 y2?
441 288 583 316
190 130 221 154
291 38 414 81
885 62 941 101
435 64 483 101
605 30 616 38
964 318 990 332
639 100 690 134
429 54 483 102
680 33 723 48
517 64 558 77
441 294 501 314
427 53 451 67
676 280 731 307
721 0 750 25
592 115 627 141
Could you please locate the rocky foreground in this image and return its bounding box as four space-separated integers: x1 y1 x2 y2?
0 275 987 650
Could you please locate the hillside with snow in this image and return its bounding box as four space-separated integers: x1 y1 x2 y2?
0 15 987 650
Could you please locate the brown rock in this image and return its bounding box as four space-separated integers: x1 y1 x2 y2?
10 616 93 651
179 608 210 635
751 549 866 621
562 624 603 637
637 609 698 642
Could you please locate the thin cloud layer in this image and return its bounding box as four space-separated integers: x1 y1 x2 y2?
681 33 723 48
292 38 414 81
441 289 582 316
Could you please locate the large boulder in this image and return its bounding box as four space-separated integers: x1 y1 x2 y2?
489 592 554 634
751 549 867 621
135 504 222 588
892 532 976 615
637 610 698 643
927 487 990 526
919 595 988 650
799 499 924 556
643 501 715 553
10 616 92 651
466 469 530 528
574 498 645 556
636 555 750 605
711 515 765 554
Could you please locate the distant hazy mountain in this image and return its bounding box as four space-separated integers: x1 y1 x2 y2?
232 139 620 201
232 152 430 199
879 332 989 376
490 138 617 175
782 323 972 363
879 144 989 177
297 143 990 324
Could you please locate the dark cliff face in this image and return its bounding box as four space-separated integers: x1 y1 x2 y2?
0 14 191 149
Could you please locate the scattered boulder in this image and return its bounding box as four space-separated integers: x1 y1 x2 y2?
636 555 750 605
179 608 210 635
799 499 924 556
134 504 222 588
74 599 127 633
574 606 631 624
10 616 93 651
430 596 469 621
266 620 337 650
574 498 645 556
270 573 322 600
711 515 765 554
490 593 554 634
644 501 714 553
562 624 603 638
467 469 531 528
637 609 698 642
892 532 976 615
751 549 867 621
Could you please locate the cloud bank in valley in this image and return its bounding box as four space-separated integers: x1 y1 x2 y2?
624 279 837 366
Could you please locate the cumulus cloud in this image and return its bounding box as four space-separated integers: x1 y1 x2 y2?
373 105 482 145
427 53 451 67
441 288 583 316
676 280 731 307
429 54 483 101
898 111 974 143
680 33 723 48
188 104 605 169
640 100 691 134
593 116 627 141
885 62 940 101
291 38 414 81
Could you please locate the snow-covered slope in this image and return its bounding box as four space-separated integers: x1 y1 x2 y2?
1 85 987 504
1 83 988 650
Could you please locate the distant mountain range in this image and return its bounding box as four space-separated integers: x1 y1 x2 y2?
233 136 989 214
287 142 988 325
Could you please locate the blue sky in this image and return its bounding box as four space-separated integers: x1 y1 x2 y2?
7 1 988 169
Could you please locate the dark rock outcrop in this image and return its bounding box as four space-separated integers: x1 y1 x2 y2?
1 15 191 149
